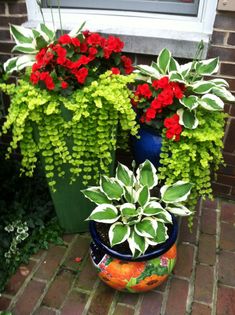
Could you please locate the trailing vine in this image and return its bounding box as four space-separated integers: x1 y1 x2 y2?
158 108 226 227
0 71 138 190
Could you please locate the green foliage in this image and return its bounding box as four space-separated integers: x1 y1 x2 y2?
0 155 63 293
158 108 226 225
0 71 138 190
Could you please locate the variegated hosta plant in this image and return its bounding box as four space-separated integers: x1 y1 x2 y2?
83 160 193 258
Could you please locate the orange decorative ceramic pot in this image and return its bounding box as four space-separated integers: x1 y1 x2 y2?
89 217 178 293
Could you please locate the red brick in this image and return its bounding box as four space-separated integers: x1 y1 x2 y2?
117 291 140 306
34 306 56 315
113 305 135 315
221 201 235 223
0 296 11 310
198 234 216 265
165 278 189 315
75 256 97 291
178 216 198 244
200 208 217 235
224 119 235 153
191 302 211 315
87 282 115 315
223 77 235 91
201 198 218 209
43 269 74 309
154 279 168 292
218 251 235 286
34 245 66 280
61 290 89 315
8 2 27 14
173 244 194 278
0 29 10 41
220 222 235 251
217 174 235 187
211 31 226 45
30 249 46 261
62 233 77 244
0 16 27 27
228 32 235 46
214 13 235 31
207 46 235 62
218 164 235 176
229 105 235 117
139 291 163 315
220 63 235 76
63 236 90 270
5 260 36 295
0 42 15 54
216 285 235 315
212 182 231 196
13 280 46 315
194 264 214 304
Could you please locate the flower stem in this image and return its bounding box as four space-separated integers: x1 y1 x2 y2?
57 0 63 35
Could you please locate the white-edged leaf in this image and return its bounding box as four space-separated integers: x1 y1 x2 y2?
68 21 86 37
179 95 199 110
37 23 55 42
116 162 134 186
146 222 169 245
3 57 18 73
35 35 48 50
143 201 164 216
10 24 34 44
128 230 148 256
109 222 130 247
134 217 158 238
87 204 119 223
177 108 199 129
166 204 192 216
137 186 150 207
124 186 138 204
211 87 235 103
169 71 185 84
210 78 229 88
12 44 38 54
195 57 219 75
120 203 137 217
16 55 36 71
151 61 162 73
191 81 215 94
135 65 161 79
136 160 158 189
179 61 193 77
161 181 193 203
100 176 124 200
169 57 180 72
82 187 110 205
155 210 173 224
157 48 171 74
199 94 224 111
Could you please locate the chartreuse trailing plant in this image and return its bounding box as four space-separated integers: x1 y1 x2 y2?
0 72 138 190
83 160 193 258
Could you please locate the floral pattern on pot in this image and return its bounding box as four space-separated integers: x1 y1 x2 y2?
90 243 177 292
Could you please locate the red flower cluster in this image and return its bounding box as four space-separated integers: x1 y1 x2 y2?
132 76 185 141
164 114 182 141
30 31 133 92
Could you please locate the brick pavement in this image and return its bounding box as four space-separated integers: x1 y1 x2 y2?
0 198 234 315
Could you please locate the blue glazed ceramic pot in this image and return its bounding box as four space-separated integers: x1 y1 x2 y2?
131 125 162 167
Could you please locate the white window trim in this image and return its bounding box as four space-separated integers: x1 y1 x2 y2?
25 0 217 59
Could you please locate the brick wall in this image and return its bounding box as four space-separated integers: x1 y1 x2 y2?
0 1 235 199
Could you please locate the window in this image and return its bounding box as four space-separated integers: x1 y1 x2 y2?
42 0 199 16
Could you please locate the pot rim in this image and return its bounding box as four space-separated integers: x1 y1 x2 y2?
89 214 178 262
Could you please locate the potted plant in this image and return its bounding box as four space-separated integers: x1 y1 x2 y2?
83 159 193 292
0 23 138 233
131 48 235 224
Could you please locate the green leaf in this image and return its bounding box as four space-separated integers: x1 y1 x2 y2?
135 217 158 238
169 57 180 72
191 81 215 94
10 24 33 44
38 23 55 41
210 78 229 88
120 203 137 217
169 71 185 83
109 222 130 246
124 186 138 204
136 160 158 189
195 57 219 75
68 21 86 37
151 61 162 73
199 94 224 111
166 204 192 216
116 162 134 186
3 57 18 73
161 181 193 203
12 44 38 54
143 201 164 216
138 186 149 207
128 230 148 256
100 176 124 200
177 108 199 129
82 187 110 205
179 95 199 110
135 65 161 79
35 35 48 50
211 87 235 103
157 48 171 74
88 204 119 223
16 55 36 71
156 210 173 224
154 222 168 243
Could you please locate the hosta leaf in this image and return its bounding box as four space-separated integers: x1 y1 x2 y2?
128 230 148 256
68 21 86 37
199 94 224 111
177 108 199 129
191 81 215 94
143 201 164 216
135 217 158 238
82 187 110 205
211 87 235 103
161 181 193 203
38 23 55 42
137 186 150 207
120 203 137 217
195 57 219 75
100 176 124 200
135 65 161 79
156 210 173 224
179 95 199 110
151 61 162 73
210 78 229 88
3 57 18 73
166 204 192 216
10 24 34 44
12 44 38 54
124 186 138 204
116 162 134 186
35 35 48 50
16 55 35 71
136 160 158 189
179 61 193 77
88 204 119 223
155 222 168 243
169 57 180 72
169 71 185 84
157 48 171 74
109 222 130 247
